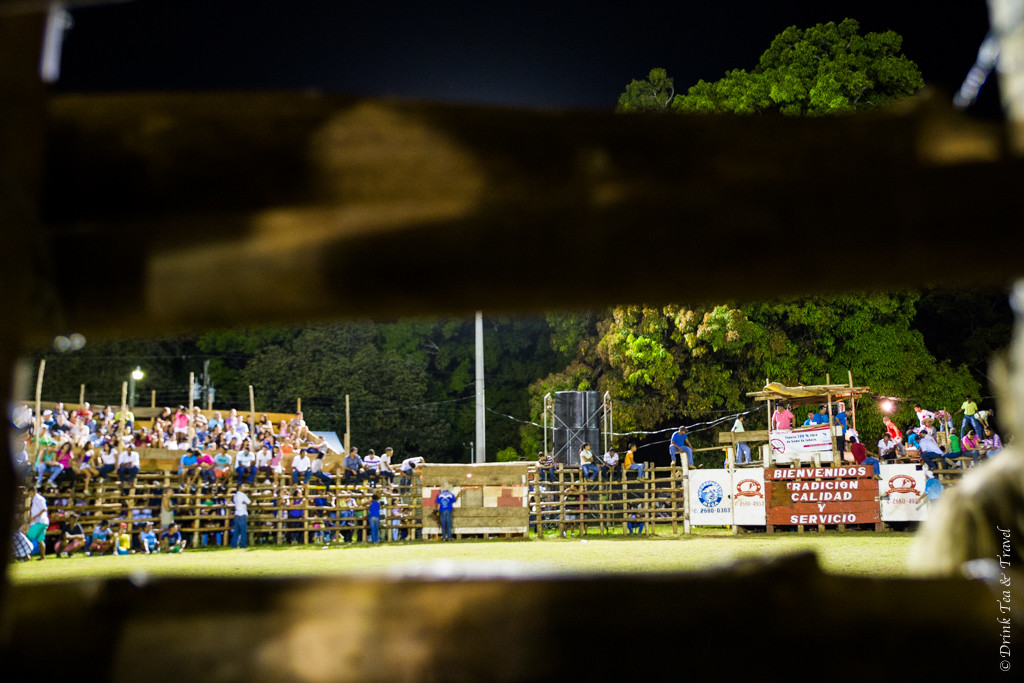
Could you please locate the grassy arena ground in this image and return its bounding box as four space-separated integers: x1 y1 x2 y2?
8 527 917 584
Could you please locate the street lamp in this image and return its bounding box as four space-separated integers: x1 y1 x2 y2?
129 365 144 408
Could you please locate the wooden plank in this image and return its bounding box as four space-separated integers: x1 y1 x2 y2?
717 430 769 443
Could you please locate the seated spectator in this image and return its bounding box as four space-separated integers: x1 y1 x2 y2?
623 443 645 478
160 522 187 553
983 429 1003 458
537 451 556 483
291 448 312 487
601 448 620 479
54 511 87 557
916 431 947 471
196 449 217 488
877 434 902 461
362 449 382 487
848 436 881 477
88 519 114 555
53 441 77 491
579 443 599 481
96 443 117 483
235 445 257 485
342 447 364 485
960 430 983 466
34 445 63 490
379 447 396 484
179 448 200 489
76 446 99 493
310 450 335 490
70 416 91 449
906 428 920 452
139 521 159 554
12 438 31 484
115 522 132 555
117 444 141 491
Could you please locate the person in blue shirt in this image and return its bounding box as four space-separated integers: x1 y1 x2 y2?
367 493 382 544
833 403 849 457
139 521 159 554
811 404 830 425
669 427 693 467
436 487 461 541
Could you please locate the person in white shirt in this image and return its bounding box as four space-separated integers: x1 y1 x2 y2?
601 448 619 478
362 449 382 487
730 415 752 465
231 485 252 549
117 447 140 489
235 447 257 485
291 451 312 486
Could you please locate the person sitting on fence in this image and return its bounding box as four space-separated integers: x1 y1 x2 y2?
291 448 312 487
379 447 396 485
178 448 200 490
88 519 114 555
54 511 86 557
399 456 424 487
848 436 881 477
537 451 556 483
116 446 141 492
160 522 186 553
310 450 335 490
235 445 257 485
34 445 63 490
212 449 234 487
601 448 620 479
669 427 694 467
579 443 600 481
623 443 645 478
342 447 364 486
196 448 217 488
916 431 947 471
728 415 752 465
361 449 382 487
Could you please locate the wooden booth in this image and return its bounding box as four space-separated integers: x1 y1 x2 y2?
421 463 530 539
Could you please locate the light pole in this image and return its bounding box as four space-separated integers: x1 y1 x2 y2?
129 365 144 408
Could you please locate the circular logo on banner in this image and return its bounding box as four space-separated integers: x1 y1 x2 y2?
735 479 763 498
698 480 724 508
888 474 919 494
770 438 786 453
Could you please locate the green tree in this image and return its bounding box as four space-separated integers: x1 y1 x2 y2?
616 68 675 112
670 19 924 116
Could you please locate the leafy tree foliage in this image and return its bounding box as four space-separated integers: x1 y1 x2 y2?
625 19 924 116
616 68 675 112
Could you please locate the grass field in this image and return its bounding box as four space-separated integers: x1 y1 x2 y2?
8 527 917 584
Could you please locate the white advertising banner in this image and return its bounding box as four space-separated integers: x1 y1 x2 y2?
689 469 733 526
769 426 836 464
732 468 767 525
879 464 928 521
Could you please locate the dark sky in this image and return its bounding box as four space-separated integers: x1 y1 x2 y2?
56 1 998 113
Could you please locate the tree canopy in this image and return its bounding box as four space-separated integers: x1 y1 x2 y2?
620 19 924 116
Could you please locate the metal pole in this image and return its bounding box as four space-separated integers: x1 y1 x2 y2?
475 311 485 463
345 393 351 455
34 360 45 452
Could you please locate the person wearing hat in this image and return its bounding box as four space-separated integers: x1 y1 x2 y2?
115 522 133 555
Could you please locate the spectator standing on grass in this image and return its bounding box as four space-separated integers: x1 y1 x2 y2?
368 493 382 544
436 487 460 541
232 484 251 549
25 487 49 560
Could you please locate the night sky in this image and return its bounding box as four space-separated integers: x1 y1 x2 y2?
55 0 1001 115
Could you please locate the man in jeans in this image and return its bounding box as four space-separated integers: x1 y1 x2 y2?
436 486 461 541
232 484 251 549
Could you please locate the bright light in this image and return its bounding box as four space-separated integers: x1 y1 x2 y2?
880 399 894 414
131 366 144 381
466 473 472 478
